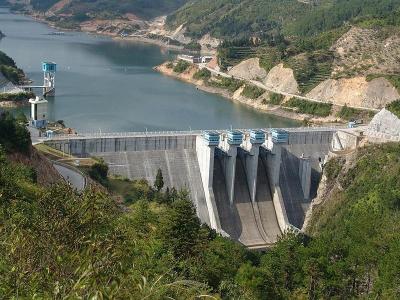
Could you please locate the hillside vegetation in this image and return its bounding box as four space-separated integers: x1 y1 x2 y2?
167 0 400 39
0 50 26 84
30 0 190 20
1 112 400 298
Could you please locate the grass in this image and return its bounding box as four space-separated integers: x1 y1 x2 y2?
34 143 74 160
284 97 332 117
241 84 264 99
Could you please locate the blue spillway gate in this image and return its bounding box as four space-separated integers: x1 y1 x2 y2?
227 130 243 145
250 129 265 144
270 129 289 143
203 131 220 146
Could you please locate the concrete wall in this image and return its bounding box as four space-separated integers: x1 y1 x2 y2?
46 135 197 157
45 128 336 244
97 149 211 226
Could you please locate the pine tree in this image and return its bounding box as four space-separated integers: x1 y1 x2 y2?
154 168 164 192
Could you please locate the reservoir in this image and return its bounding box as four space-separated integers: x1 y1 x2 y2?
0 8 298 132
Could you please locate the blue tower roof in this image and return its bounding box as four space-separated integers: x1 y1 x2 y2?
42 62 57 73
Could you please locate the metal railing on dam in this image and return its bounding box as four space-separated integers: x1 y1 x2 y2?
46 126 341 141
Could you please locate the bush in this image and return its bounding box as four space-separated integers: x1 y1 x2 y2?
88 158 109 185
173 60 190 73
0 111 31 154
184 42 201 51
241 84 264 99
324 157 344 181
208 77 243 93
269 92 284 105
284 98 332 117
193 68 211 80
337 104 370 121
0 92 34 102
386 99 400 119
165 61 174 69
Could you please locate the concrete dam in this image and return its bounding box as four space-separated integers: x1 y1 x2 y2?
45 128 335 249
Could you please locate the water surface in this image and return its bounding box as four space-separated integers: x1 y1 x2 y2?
0 8 298 132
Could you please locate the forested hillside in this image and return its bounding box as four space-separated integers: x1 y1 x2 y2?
30 0 190 19
167 0 400 38
1 112 400 298
0 50 26 84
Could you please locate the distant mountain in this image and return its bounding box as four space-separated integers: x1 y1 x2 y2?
166 0 400 39
29 0 191 20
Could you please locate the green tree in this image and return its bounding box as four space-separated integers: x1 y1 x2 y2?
154 168 164 192
158 197 201 259
88 158 108 185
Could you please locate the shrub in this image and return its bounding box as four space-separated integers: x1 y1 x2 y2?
241 84 264 99
0 92 34 102
173 60 190 73
324 157 344 181
0 111 31 154
386 99 400 119
269 92 284 105
184 42 201 51
208 77 243 93
166 62 174 69
284 98 332 117
88 158 109 185
193 68 211 80
337 105 363 121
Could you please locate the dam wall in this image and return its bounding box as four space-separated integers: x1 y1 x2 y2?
45 127 337 247
96 149 211 226
46 134 197 157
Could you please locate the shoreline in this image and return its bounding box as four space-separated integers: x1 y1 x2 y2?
0 99 29 108
22 12 191 52
154 62 343 125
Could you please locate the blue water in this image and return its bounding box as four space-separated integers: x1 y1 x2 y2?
0 8 298 132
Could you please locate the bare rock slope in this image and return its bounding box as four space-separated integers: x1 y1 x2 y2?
307 77 399 109
228 58 267 81
264 63 299 94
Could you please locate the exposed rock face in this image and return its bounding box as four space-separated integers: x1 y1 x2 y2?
264 63 299 94
228 58 267 81
367 108 400 139
199 34 220 48
307 77 399 109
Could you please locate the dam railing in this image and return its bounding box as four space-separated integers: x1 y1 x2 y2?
47 126 342 141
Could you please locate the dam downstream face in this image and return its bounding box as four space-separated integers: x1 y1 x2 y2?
0 8 299 132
